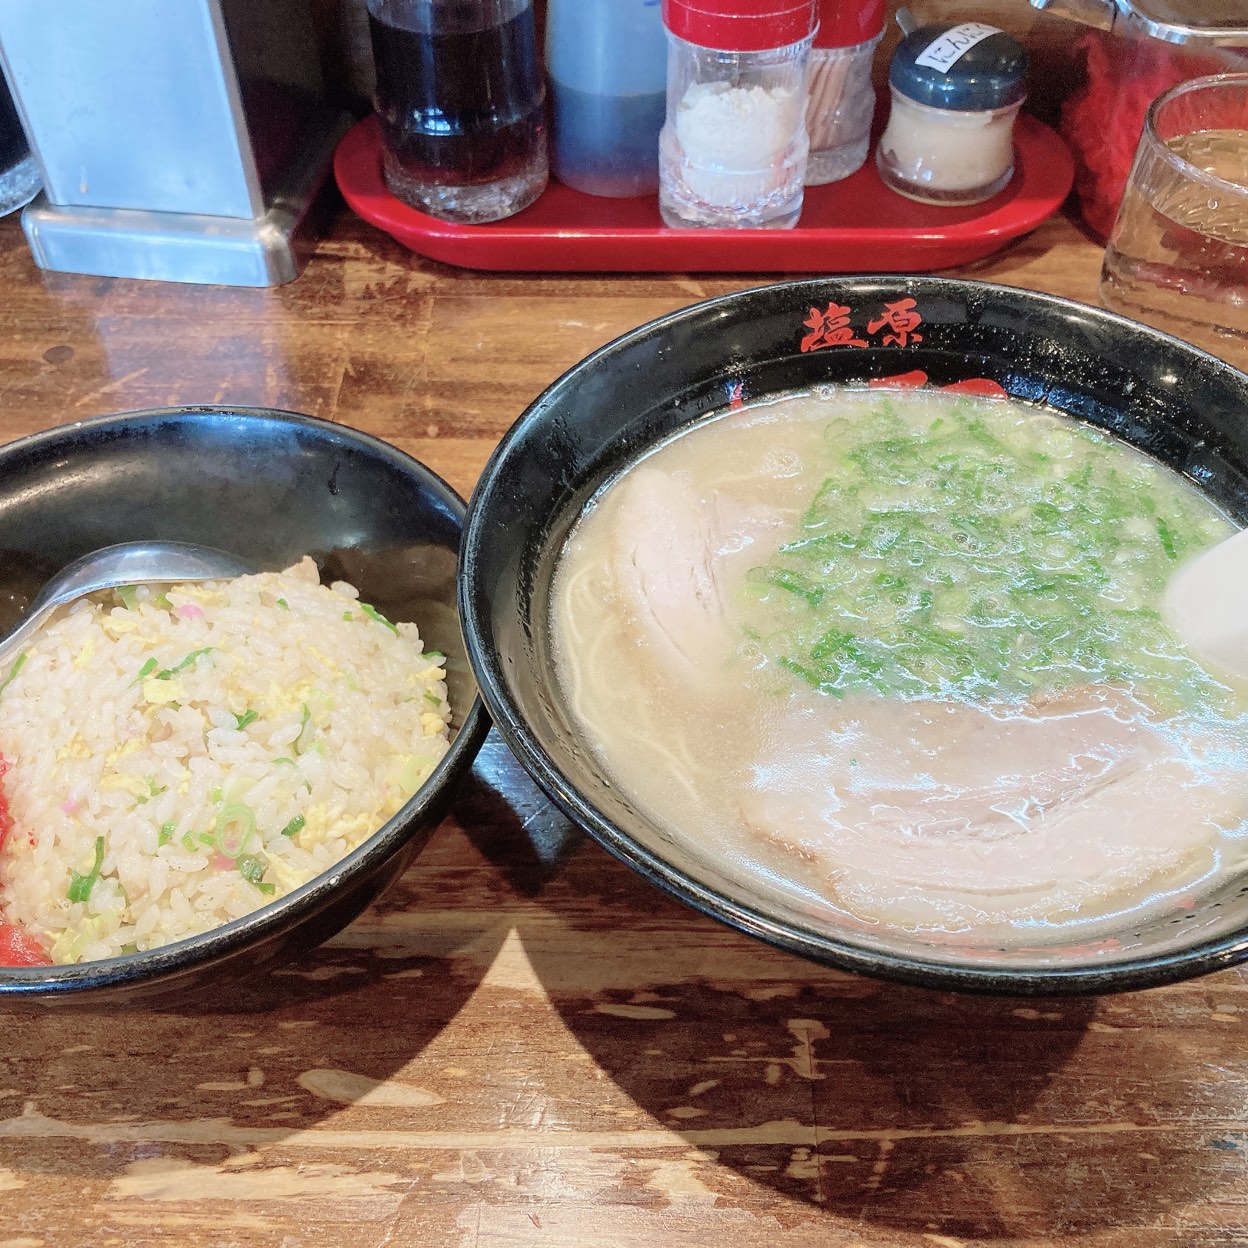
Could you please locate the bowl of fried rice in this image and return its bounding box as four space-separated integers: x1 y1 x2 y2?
0 406 488 1005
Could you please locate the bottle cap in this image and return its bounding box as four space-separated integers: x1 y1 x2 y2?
888 22 1028 110
662 0 818 53
813 0 886 50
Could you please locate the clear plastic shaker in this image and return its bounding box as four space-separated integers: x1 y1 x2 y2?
805 0 886 185
658 0 817 229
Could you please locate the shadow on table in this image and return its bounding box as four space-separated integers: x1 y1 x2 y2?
465 745 1230 1240
519 885 1228 1238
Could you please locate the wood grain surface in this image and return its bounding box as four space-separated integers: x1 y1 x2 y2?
1 118 1247 1248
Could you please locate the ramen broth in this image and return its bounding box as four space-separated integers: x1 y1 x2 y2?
550 387 1248 942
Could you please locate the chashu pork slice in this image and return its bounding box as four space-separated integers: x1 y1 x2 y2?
607 466 779 683
741 685 1242 929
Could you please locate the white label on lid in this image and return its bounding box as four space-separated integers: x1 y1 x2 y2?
913 22 1002 72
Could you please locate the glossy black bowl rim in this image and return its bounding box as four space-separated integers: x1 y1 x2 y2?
0 405 491 998
460 276 1248 997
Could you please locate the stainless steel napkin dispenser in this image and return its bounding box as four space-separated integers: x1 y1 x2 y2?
0 0 350 286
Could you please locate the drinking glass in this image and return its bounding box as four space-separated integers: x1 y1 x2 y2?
1100 73 1248 368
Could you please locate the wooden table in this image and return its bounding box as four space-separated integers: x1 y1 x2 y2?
0 203 1245 1248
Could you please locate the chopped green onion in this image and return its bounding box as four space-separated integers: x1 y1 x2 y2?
134 657 158 683
233 709 258 731
360 603 399 635
181 831 197 853
67 836 105 903
152 592 173 611
144 779 160 798
116 585 138 610
423 691 442 706
276 598 289 611
214 803 257 859
256 882 276 896
423 650 444 660
272 757 295 767
156 647 214 680
1156 518 1178 561
237 854 267 887
398 755 428 796
0 652 27 698
197 831 215 847
343 611 353 621
279 814 305 838
158 821 176 847
293 703 313 755
745 396 1231 711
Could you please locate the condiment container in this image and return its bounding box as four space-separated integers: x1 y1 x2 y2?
805 0 886 185
1039 0 1248 239
658 0 817 229
546 0 667 197
876 21 1028 206
367 0 548 224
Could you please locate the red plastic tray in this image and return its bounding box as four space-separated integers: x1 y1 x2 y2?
335 113 1074 273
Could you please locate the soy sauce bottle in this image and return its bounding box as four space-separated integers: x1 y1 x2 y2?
367 0 548 223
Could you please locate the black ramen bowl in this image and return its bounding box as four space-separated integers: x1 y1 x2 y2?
461 276 1248 996
0 407 488 1007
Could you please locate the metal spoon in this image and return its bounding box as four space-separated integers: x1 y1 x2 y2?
0 541 254 667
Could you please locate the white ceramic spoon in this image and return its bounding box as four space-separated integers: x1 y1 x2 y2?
0 541 254 669
1163 526 1248 683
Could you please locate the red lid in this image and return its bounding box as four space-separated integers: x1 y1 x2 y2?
813 0 886 48
662 0 818 52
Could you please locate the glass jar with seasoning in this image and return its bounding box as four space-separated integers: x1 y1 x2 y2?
876 21 1029 206
658 0 818 229
805 0 886 185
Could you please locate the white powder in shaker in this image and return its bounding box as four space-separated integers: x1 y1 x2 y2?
672 81 803 207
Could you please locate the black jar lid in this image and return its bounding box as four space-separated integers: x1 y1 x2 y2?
889 22 1028 111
